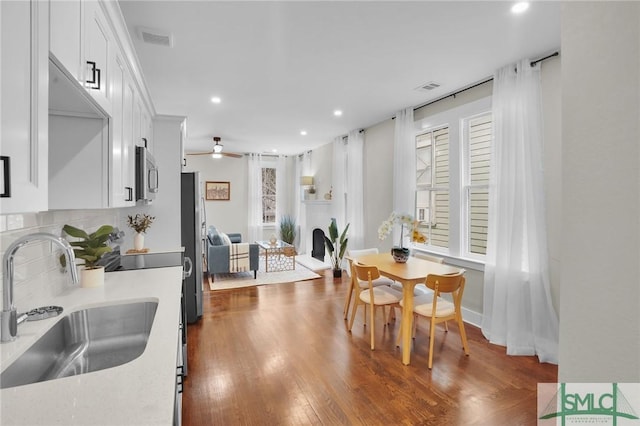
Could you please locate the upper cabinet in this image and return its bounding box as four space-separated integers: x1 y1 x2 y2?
50 0 81 82
83 1 112 115
46 0 156 210
0 1 49 214
50 0 112 116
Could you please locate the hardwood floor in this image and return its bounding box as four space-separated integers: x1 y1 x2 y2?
182 270 557 425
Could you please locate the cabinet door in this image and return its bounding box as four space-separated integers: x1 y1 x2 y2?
83 1 111 115
110 50 137 208
110 54 126 207
50 0 81 81
0 0 49 214
123 74 136 206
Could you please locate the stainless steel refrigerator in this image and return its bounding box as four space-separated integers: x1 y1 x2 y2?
181 172 205 323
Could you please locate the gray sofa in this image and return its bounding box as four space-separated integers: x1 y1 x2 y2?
206 226 259 279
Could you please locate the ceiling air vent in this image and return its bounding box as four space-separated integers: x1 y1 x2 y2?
416 81 441 92
138 27 174 47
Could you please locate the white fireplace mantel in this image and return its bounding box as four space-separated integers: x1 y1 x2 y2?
301 200 332 257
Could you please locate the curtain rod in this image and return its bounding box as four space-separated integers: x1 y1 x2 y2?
412 51 559 112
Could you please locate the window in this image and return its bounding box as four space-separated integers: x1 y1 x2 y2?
262 167 276 224
415 127 449 249
413 96 492 262
465 113 492 256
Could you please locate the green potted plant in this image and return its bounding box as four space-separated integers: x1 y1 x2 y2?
279 215 297 245
62 224 114 288
127 214 155 251
324 218 349 278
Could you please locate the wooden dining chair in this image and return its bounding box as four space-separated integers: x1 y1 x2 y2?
349 262 403 350
399 271 469 369
343 249 394 320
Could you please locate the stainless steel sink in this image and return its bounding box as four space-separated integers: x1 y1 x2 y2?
1 301 157 389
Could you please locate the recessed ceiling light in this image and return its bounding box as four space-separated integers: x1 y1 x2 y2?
211 96 221 104
272 149 278 153
511 2 529 14
300 130 307 136
334 110 343 117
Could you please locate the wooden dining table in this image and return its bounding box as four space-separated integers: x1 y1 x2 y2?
353 252 463 365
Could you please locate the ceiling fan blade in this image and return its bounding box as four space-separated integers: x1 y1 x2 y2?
221 152 243 158
186 151 215 156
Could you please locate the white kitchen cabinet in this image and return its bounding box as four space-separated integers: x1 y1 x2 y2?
109 50 136 208
134 99 154 153
83 0 112 115
123 71 136 206
0 0 49 214
50 0 81 82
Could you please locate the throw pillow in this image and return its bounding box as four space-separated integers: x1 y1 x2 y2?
208 227 224 246
221 232 232 246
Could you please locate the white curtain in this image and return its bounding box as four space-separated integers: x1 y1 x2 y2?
247 153 263 243
393 107 416 246
332 136 347 228
481 59 559 364
294 155 303 251
275 155 286 223
346 130 364 250
297 152 312 254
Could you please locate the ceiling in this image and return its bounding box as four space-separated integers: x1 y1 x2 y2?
118 1 560 156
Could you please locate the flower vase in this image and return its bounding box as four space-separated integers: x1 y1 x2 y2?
134 233 144 251
391 247 410 263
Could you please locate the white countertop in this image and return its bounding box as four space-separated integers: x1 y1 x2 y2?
0 266 183 426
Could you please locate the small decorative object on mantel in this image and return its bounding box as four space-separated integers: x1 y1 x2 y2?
127 213 155 251
324 218 349 278
62 224 114 288
324 186 332 200
307 186 317 200
378 212 427 263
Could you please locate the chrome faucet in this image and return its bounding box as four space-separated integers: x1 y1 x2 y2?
2 233 79 342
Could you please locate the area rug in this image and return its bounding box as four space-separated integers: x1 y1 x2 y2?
209 263 321 291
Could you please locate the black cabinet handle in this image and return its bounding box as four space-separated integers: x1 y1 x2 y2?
86 61 101 90
125 186 133 202
1 156 10 198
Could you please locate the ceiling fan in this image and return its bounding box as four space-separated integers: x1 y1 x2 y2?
186 137 243 158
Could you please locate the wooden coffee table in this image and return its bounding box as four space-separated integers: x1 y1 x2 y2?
256 240 296 272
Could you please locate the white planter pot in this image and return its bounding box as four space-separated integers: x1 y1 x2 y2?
81 266 104 288
134 233 145 250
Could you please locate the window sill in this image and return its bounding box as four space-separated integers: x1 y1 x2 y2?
411 247 485 272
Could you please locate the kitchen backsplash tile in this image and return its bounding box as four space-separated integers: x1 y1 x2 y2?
0 209 120 311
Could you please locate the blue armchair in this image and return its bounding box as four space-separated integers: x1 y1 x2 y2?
206 226 259 280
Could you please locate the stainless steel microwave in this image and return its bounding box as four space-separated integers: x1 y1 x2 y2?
135 145 158 202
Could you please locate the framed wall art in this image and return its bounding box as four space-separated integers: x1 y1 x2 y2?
206 181 230 201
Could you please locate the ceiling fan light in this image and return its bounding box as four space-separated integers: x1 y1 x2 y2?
213 144 223 153
212 153 222 159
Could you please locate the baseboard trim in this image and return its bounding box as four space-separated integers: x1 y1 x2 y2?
462 307 483 329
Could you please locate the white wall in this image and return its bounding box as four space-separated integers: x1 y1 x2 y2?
541 56 562 315
184 153 249 239
559 2 640 382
